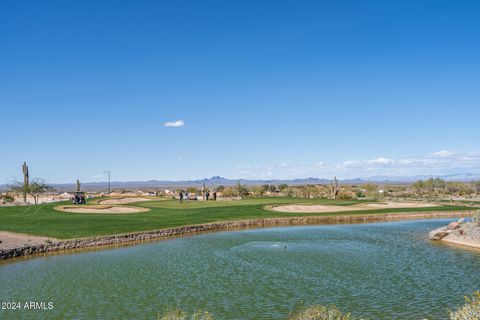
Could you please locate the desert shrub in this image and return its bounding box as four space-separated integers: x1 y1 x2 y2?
355 190 365 198
221 186 239 197
288 305 352 320
337 192 354 200
0 194 14 203
449 291 480 320
159 308 214 320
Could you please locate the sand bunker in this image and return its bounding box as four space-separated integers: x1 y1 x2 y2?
98 197 156 205
56 205 150 214
272 201 439 213
364 202 439 209
0 231 57 250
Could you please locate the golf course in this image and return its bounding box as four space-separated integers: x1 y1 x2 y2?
0 197 474 240
1 198 479 319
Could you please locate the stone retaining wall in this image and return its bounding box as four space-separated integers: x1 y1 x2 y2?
1 210 475 261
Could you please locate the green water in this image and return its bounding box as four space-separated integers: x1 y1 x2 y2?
1 219 479 319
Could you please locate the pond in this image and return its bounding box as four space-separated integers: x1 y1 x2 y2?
1 219 479 319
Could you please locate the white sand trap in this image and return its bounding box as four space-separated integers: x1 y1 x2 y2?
272 201 439 213
56 205 150 214
364 201 439 209
0 231 57 250
98 197 156 205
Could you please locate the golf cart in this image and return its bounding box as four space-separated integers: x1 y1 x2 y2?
72 191 86 204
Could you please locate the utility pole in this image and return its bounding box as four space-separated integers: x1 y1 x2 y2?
104 171 111 195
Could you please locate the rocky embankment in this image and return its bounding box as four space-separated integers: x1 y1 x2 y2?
429 214 480 249
1 210 476 260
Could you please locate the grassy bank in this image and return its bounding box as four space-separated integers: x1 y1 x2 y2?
0 197 473 239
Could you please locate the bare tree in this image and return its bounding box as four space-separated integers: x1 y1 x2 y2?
11 179 53 205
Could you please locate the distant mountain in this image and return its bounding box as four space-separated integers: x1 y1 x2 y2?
1 174 479 191
365 173 480 183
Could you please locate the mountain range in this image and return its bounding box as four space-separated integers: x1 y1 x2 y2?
2 174 480 191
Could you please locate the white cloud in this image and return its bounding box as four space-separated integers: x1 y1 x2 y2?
164 120 185 127
430 150 454 158
92 174 103 179
367 157 394 165
233 150 480 179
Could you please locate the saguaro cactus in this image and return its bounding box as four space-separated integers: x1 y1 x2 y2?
76 179 81 192
330 176 340 199
22 162 29 203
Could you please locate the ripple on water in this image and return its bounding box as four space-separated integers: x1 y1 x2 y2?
0 219 479 320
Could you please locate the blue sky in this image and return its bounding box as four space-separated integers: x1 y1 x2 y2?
1 0 480 183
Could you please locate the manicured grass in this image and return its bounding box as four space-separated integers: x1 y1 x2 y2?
139 197 362 209
0 197 474 239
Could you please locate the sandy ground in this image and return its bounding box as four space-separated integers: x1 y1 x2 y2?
56 205 150 214
0 231 57 250
272 201 439 213
98 197 156 205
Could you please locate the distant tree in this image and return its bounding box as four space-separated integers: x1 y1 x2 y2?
11 179 53 205
187 187 199 194
215 185 225 192
420 178 445 193
222 186 239 197
278 184 288 192
413 179 425 193
471 181 480 193
236 182 249 198
268 184 277 193
356 190 365 198
363 184 378 193
262 184 270 192
250 186 265 197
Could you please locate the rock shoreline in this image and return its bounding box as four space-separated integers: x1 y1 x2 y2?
429 215 480 249
1 210 476 261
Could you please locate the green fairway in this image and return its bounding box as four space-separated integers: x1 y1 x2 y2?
0 197 473 239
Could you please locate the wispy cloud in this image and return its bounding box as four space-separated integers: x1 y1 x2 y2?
164 120 185 127
234 150 480 179
430 150 455 158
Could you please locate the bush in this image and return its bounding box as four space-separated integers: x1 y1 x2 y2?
0 194 14 203
288 305 352 320
221 186 239 197
449 291 480 320
337 192 354 200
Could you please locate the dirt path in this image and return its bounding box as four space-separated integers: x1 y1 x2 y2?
0 231 57 250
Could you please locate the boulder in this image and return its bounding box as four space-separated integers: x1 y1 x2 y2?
429 227 452 240
448 222 461 230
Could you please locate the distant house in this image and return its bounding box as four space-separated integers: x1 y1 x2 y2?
59 192 73 199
